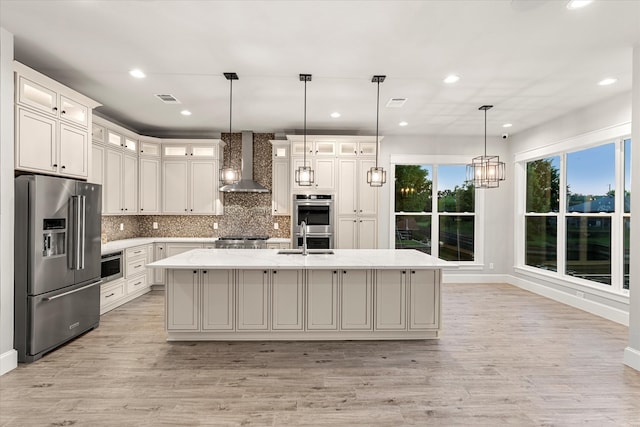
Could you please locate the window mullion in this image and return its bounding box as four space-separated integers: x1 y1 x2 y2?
558 153 567 278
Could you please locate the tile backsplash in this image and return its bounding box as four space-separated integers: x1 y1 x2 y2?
101 132 292 242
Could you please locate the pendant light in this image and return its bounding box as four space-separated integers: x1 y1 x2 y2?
219 72 240 186
465 105 506 188
295 74 314 186
367 75 386 187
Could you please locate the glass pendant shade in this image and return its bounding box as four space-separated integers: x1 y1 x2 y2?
220 166 240 185
466 155 505 188
367 166 386 187
295 165 314 187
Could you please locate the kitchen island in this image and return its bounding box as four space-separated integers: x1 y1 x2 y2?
148 249 452 341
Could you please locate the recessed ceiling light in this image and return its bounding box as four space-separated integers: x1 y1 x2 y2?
129 68 146 79
330 112 341 118
598 78 617 86
399 121 408 127
566 0 593 10
502 123 513 128
443 74 460 84
180 110 192 116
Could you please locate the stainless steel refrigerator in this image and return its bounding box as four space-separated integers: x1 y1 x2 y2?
15 175 102 362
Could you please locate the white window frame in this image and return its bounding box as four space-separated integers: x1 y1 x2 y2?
390 155 485 269
514 122 631 297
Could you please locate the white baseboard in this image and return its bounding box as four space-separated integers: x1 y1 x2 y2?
0 349 17 376
443 273 510 284
624 346 640 372
508 275 629 326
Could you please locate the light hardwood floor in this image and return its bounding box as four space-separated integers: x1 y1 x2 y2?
2 283 640 426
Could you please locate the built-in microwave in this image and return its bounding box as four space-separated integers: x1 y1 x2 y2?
293 194 334 234
101 251 123 283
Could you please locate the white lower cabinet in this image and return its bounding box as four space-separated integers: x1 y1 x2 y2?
153 243 166 285
272 270 304 330
340 269 372 330
100 244 152 314
163 267 440 339
202 269 234 330
306 269 338 330
337 217 377 249
375 269 407 330
100 279 125 314
408 270 440 330
236 270 269 330
167 269 200 330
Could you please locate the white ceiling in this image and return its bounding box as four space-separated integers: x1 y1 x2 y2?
1 0 639 138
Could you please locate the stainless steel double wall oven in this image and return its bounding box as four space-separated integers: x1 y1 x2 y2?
293 194 334 249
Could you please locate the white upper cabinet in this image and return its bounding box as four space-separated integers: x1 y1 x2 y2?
271 141 290 216
14 62 100 179
163 141 219 159
338 141 376 157
291 140 336 156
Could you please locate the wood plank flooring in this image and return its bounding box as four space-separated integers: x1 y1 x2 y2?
2 283 640 426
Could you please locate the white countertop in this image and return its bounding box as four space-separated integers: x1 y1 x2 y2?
147 248 456 270
101 237 291 255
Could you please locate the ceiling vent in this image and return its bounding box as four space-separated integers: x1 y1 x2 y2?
155 94 181 104
386 98 407 108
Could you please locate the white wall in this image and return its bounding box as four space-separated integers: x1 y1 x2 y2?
378 132 513 280
507 91 632 325
0 27 16 375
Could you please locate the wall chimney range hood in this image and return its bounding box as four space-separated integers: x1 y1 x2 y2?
219 131 270 193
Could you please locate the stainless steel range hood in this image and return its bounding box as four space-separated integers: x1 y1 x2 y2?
219 131 269 193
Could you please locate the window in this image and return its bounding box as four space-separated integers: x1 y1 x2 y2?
521 137 630 293
395 163 476 261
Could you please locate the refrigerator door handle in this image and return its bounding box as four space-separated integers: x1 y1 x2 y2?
43 279 103 301
69 195 86 270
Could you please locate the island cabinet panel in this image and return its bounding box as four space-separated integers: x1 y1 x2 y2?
237 270 269 330
408 270 440 330
271 270 304 330
340 270 372 330
375 270 407 330
306 270 338 330
167 270 199 330
202 269 234 330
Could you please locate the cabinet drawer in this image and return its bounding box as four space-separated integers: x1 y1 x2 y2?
100 281 125 307
126 246 147 260
126 257 147 277
127 275 148 294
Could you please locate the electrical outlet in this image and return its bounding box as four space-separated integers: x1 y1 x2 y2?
119 223 124 231
213 222 218 230
273 223 279 230
489 262 494 270
152 222 158 230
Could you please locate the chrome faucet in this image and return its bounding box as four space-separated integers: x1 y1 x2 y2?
300 220 308 256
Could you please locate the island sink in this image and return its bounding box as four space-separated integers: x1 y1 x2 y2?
277 249 335 255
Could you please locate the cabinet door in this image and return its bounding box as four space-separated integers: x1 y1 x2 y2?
162 160 189 213
314 158 335 190
16 107 56 174
408 270 439 330
90 144 105 211
202 269 234 330
104 148 123 214
337 159 357 215
306 269 338 330
314 141 335 156
91 123 105 143
59 96 88 128
139 157 161 213
358 159 378 216
272 159 290 215
59 123 88 178
122 153 138 213
17 76 57 115
167 269 199 330
358 142 377 156
358 218 377 249
272 270 303 330
140 140 161 157
165 243 202 257
153 243 166 284
106 130 123 148
190 160 216 214
340 270 372 330
336 217 357 250
237 270 269 330
375 269 407 330
338 141 358 156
